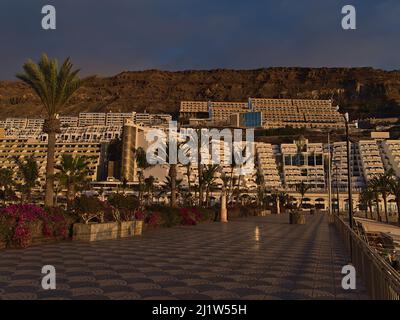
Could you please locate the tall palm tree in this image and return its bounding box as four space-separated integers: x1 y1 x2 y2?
0 168 14 205
14 156 39 203
359 186 374 219
295 182 312 209
389 177 400 226
135 147 150 208
55 154 90 209
17 54 83 207
370 171 393 223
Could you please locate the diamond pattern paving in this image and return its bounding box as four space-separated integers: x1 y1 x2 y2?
0 214 369 300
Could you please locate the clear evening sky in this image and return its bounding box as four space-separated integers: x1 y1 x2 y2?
0 0 399 79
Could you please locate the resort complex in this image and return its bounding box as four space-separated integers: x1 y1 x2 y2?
1 106 400 213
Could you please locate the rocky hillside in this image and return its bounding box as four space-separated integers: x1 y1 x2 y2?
1 67 400 120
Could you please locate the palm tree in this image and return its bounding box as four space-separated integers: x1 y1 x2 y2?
184 162 192 206
389 177 400 226
0 168 14 205
144 175 155 206
55 154 90 209
17 54 83 206
369 171 393 223
295 182 312 209
255 170 265 208
359 186 374 219
202 165 220 207
121 177 128 195
162 176 183 206
135 147 150 208
15 156 39 203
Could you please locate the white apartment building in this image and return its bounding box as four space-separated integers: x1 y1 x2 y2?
26 118 45 130
134 112 172 127
255 142 281 190
331 141 365 192
60 116 79 127
78 113 107 127
280 138 326 190
106 112 136 126
380 140 400 176
57 126 122 143
358 140 385 182
0 136 104 187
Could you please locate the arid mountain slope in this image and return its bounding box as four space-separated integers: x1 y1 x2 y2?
1 67 400 119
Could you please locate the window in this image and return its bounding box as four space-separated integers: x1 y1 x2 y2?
316 154 323 165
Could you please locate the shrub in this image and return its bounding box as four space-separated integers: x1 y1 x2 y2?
134 210 145 221
161 208 181 227
108 194 139 221
146 212 162 227
74 195 104 224
0 204 69 248
179 207 208 226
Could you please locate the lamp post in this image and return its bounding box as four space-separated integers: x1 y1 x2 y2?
327 132 332 216
344 113 354 229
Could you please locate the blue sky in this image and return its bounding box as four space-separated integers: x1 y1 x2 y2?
0 0 399 79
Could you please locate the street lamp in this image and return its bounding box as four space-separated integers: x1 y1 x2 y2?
343 112 354 229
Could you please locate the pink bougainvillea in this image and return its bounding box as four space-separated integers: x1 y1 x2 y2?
147 212 161 226
134 210 145 221
0 204 68 248
179 208 203 226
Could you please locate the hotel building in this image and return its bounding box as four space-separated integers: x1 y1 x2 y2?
180 98 345 130
280 138 326 190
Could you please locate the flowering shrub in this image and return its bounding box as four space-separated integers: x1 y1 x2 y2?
0 204 69 248
146 212 162 227
134 210 144 221
179 207 206 226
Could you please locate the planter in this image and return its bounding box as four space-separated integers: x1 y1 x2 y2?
73 222 118 241
259 210 270 217
289 211 306 225
134 220 143 236
118 221 135 238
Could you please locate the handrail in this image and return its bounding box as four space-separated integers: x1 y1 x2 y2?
332 214 400 300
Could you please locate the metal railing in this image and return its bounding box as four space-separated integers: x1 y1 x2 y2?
332 214 400 300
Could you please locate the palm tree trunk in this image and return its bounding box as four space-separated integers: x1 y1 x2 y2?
383 195 389 223
368 203 373 219
396 198 400 227
67 184 74 210
205 186 210 207
375 195 381 222
186 166 192 206
169 164 177 208
44 119 58 207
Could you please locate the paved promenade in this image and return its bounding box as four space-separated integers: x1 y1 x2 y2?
0 214 368 300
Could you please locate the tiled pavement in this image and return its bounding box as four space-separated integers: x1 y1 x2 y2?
0 214 369 300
